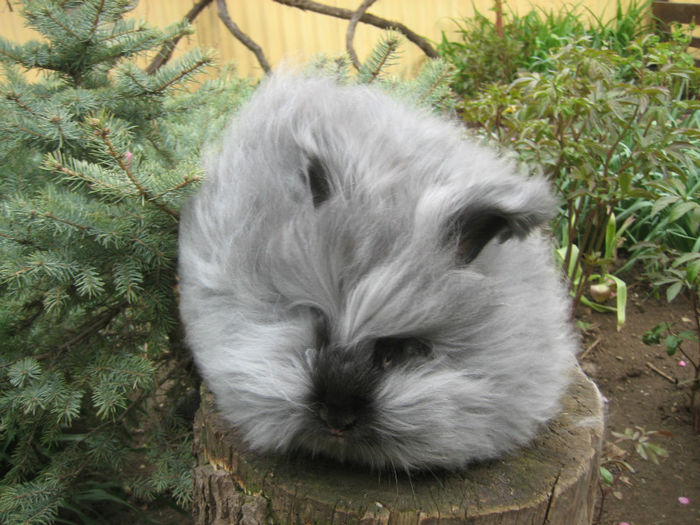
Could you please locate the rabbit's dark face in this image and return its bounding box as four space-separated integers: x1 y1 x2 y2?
178 73 577 470
304 335 435 462
311 335 432 431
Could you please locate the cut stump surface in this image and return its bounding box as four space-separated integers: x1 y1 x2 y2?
193 366 603 525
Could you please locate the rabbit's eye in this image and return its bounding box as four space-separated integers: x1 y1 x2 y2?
306 156 331 208
372 337 430 369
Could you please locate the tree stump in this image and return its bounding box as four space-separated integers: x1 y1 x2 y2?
192 366 604 525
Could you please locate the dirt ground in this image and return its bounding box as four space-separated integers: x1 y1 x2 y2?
578 282 700 525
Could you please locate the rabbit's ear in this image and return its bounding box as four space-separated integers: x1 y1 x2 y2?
448 179 554 264
306 156 332 208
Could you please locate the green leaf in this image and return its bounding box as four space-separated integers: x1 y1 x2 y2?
666 281 683 303
679 330 698 342
642 322 671 345
607 274 627 329
600 466 614 485
604 213 617 260
668 201 699 223
635 442 648 461
686 260 699 285
665 335 683 355
645 443 669 459
651 195 678 216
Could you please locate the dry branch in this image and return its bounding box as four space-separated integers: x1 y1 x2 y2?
217 0 271 73
146 0 214 75
346 0 378 69
274 0 438 59
646 361 678 384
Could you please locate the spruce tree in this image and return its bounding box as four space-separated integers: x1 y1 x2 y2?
0 1 249 522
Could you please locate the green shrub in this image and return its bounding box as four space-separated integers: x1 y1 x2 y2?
0 1 251 522
438 0 652 96
456 34 699 320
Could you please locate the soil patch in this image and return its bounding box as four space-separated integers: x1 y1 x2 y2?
578 284 699 525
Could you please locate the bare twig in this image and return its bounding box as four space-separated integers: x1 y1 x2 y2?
217 0 271 73
346 0 378 70
580 336 601 360
146 0 214 75
494 0 504 38
274 0 438 59
646 361 677 384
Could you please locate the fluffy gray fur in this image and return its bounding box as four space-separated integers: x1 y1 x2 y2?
178 72 577 471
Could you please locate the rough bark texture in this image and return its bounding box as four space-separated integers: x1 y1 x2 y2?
193 366 603 525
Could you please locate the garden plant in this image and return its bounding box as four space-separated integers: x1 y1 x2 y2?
441 4 699 329
438 2 699 521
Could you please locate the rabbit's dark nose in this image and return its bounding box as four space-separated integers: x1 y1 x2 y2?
319 401 360 434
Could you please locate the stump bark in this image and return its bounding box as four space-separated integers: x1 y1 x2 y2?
192 366 604 525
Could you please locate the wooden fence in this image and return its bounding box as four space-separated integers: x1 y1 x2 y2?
0 0 671 78
652 1 700 64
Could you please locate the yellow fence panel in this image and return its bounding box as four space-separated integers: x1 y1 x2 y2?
2 0 637 78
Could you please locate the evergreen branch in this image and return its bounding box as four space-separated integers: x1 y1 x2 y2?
5 92 38 116
0 42 20 62
88 0 107 41
147 0 214 75
0 2 205 517
273 0 438 58
32 203 168 261
72 362 184 459
23 302 128 364
359 32 401 83
153 55 212 93
117 66 154 95
40 211 90 231
129 235 168 261
45 157 131 196
15 208 167 264
5 120 51 140
68 360 186 464
90 119 179 218
5 265 35 281
57 303 125 352
0 231 34 246
5 481 62 524
40 6 81 41
216 0 271 74
48 384 152 489
151 174 201 200
417 62 455 106
95 26 150 45
346 0 378 70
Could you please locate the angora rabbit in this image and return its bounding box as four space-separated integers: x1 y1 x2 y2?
178 72 577 471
